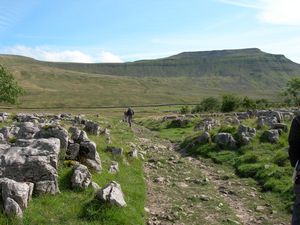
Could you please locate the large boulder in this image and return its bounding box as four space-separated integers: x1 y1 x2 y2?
0 138 61 194
16 122 40 139
34 125 69 149
213 133 237 149
96 181 126 207
271 123 288 133
79 141 102 171
71 164 92 190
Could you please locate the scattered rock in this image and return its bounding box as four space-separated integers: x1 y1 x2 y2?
109 161 119 174
262 129 279 144
96 181 127 207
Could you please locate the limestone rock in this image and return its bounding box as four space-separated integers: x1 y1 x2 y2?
16 122 39 139
195 132 210 145
79 141 102 171
4 197 23 217
84 120 101 135
71 164 92 189
66 143 80 160
96 181 126 207
262 129 279 144
109 161 119 174
34 125 69 149
0 138 61 194
213 133 237 149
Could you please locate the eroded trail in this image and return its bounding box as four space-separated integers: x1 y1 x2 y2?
132 124 290 225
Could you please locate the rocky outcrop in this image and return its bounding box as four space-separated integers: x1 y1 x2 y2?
96 181 126 207
0 138 61 194
195 132 211 145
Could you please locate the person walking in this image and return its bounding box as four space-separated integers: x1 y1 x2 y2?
126 107 134 127
289 115 300 225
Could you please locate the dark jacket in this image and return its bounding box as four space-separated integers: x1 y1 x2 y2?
289 116 300 167
126 108 134 117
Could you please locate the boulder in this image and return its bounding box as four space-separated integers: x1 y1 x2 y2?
195 132 210 145
128 149 138 158
4 197 23 217
96 181 126 207
0 138 61 194
0 133 5 143
84 120 101 135
66 143 80 160
213 133 237 149
34 125 69 149
16 122 40 139
69 126 81 141
71 164 92 189
79 141 102 171
271 123 288 133
237 125 256 145
109 161 119 174
106 146 123 156
262 130 279 144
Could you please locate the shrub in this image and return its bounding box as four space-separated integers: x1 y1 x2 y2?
241 96 256 110
235 152 259 167
180 105 190 114
221 94 241 112
236 163 263 177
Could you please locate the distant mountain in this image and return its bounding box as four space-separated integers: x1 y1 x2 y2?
42 48 300 78
0 48 299 108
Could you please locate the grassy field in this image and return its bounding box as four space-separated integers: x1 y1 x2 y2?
0 116 145 225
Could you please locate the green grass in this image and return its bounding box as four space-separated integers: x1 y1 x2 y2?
0 117 146 225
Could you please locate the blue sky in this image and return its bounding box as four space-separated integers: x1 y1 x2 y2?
0 0 300 63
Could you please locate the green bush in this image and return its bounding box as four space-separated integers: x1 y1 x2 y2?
235 152 259 167
221 94 241 112
241 96 256 110
193 97 221 113
236 163 264 177
180 105 190 114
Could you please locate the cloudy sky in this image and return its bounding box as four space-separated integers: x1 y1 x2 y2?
0 0 300 63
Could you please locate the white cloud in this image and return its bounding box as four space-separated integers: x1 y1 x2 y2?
218 0 300 26
97 51 123 63
2 45 123 63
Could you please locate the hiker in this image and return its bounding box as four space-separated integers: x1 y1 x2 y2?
126 107 134 127
289 115 300 225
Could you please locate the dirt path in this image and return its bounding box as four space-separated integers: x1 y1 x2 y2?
132 124 290 225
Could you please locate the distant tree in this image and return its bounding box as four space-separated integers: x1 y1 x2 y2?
221 94 241 112
201 97 220 112
0 65 23 104
180 105 190 114
255 98 269 109
241 96 256 110
283 78 300 106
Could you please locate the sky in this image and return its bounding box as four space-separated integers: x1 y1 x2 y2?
0 0 300 63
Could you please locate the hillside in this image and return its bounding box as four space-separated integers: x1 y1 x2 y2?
0 48 299 108
44 48 300 78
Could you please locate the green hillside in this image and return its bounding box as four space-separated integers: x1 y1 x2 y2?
0 48 299 108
